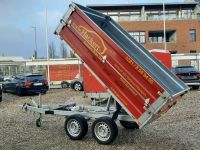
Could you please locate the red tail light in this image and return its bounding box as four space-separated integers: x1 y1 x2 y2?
176 74 182 78
24 82 32 87
196 73 200 77
44 80 48 85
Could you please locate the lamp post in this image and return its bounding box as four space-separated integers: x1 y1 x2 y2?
163 1 167 50
45 7 50 88
31 25 38 59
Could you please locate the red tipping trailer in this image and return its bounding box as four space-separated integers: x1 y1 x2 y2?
22 3 189 145
55 3 189 126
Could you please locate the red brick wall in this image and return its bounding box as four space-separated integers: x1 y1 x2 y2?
119 20 200 53
48 64 79 81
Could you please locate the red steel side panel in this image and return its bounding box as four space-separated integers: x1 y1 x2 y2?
83 51 172 93
49 65 79 81
83 66 107 93
59 7 165 120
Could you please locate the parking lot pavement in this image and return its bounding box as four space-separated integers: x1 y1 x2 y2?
0 89 200 150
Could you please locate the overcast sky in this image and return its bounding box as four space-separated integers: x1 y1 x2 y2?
0 0 183 58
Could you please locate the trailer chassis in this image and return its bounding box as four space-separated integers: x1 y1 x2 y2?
22 94 138 145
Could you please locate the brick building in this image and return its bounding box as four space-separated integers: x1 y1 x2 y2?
89 2 200 54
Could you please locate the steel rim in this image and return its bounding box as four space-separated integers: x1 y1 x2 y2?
94 122 111 141
74 83 81 91
67 119 81 137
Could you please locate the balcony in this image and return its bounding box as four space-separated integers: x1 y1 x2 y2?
108 13 200 22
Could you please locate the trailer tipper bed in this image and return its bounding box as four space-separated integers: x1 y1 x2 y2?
22 3 189 145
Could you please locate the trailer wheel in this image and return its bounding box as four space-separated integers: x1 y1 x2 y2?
120 121 139 129
92 117 118 145
65 115 88 140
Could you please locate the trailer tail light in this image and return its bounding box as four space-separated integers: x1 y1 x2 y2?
24 82 32 87
176 74 182 78
44 80 48 85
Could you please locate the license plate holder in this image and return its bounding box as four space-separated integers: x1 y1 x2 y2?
34 83 43 86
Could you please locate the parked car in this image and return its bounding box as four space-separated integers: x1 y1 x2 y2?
2 73 49 96
172 66 200 90
0 86 2 102
70 76 83 91
0 75 4 81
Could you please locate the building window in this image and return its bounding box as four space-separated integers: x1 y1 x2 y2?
149 30 176 43
189 29 196 42
190 50 196 53
129 31 146 44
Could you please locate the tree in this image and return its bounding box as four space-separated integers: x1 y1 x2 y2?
48 42 56 59
60 42 67 58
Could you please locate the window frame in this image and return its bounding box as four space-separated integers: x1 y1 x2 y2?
129 31 146 44
189 29 196 42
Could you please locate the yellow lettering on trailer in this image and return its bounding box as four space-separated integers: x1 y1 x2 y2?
125 56 155 85
72 22 108 60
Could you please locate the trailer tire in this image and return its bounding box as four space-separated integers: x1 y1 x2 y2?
120 121 139 129
65 115 88 140
92 117 118 145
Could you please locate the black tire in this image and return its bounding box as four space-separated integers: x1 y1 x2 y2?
120 121 139 129
65 115 88 140
40 90 47 94
73 82 83 91
192 86 199 90
2 86 7 93
16 87 23 96
92 117 118 145
61 82 69 88
0 96 2 102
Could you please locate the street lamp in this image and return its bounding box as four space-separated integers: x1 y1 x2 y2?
45 6 50 88
163 1 167 50
31 25 38 59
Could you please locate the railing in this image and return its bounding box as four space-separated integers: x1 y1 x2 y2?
111 14 200 22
